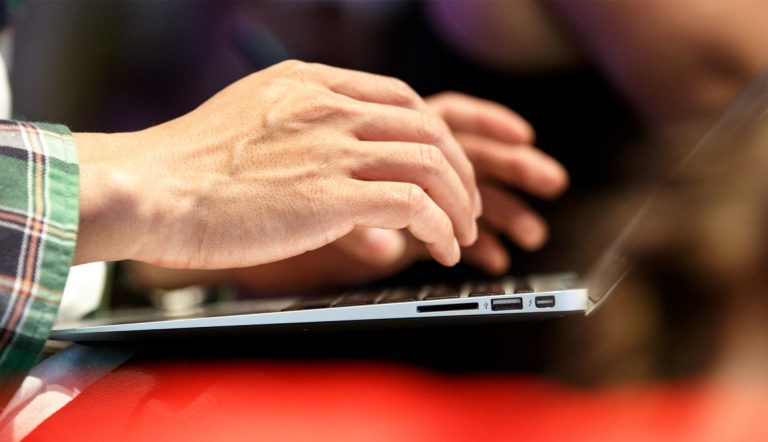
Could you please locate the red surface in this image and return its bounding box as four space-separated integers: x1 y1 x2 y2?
26 360 768 442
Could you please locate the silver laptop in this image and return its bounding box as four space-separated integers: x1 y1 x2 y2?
51 70 768 342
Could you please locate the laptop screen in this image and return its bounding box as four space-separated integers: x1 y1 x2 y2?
585 69 768 312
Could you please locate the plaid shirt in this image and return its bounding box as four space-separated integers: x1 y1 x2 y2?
0 120 78 402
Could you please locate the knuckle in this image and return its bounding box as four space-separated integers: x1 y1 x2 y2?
401 184 427 221
416 144 445 178
331 142 361 171
277 59 306 75
415 113 443 144
304 61 327 74
296 94 354 123
387 77 419 105
281 60 331 84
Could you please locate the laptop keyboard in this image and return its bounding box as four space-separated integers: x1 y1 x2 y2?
281 275 575 311
67 274 581 327
467 281 505 296
379 287 420 304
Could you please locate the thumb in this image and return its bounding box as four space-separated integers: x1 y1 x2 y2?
335 227 407 267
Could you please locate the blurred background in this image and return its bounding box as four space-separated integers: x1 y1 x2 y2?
11 1 767 387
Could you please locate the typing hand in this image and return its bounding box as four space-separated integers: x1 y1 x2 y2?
73 60 481 269
284 92 569 278
289 92 569 277
427 92 568 274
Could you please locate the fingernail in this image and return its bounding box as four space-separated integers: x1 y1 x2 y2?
514 215 546 250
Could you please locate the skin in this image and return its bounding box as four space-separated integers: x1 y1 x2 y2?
73 60 484 270
134 0 768 294
129 92 569 293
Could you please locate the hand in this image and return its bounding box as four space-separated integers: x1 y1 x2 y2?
328 92 568 275
232 89 567 287
73 60 481 269
128 228 423 295
229 92 567 282
426 92 568 274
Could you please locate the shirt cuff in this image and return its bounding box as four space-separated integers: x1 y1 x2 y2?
0 121 78 400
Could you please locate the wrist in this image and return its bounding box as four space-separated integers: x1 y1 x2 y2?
72 131 154 265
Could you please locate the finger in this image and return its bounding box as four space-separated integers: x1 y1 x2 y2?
461 227 511 276
297 61 428 111
348 101 482 217
479 183 549 251
301 70 483 218
427 92 535 144
334 227 408 267
346 180 461 266
351 141 477 246
458 132 568 199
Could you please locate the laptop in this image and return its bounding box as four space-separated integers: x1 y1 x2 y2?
50 70 768 342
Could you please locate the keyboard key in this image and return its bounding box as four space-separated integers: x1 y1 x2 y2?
422 284 459 300
378 288 419 304
334 291 382 307
529 273 580 291
283 297 338 311
513 278 534 294
469 281 506 296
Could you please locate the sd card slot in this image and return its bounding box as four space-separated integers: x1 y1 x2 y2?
417 302 478 313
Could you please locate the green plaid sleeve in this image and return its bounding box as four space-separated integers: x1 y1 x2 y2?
0 120 78 402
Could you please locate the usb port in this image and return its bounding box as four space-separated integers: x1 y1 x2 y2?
535 296 556 308
491 297 523 311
